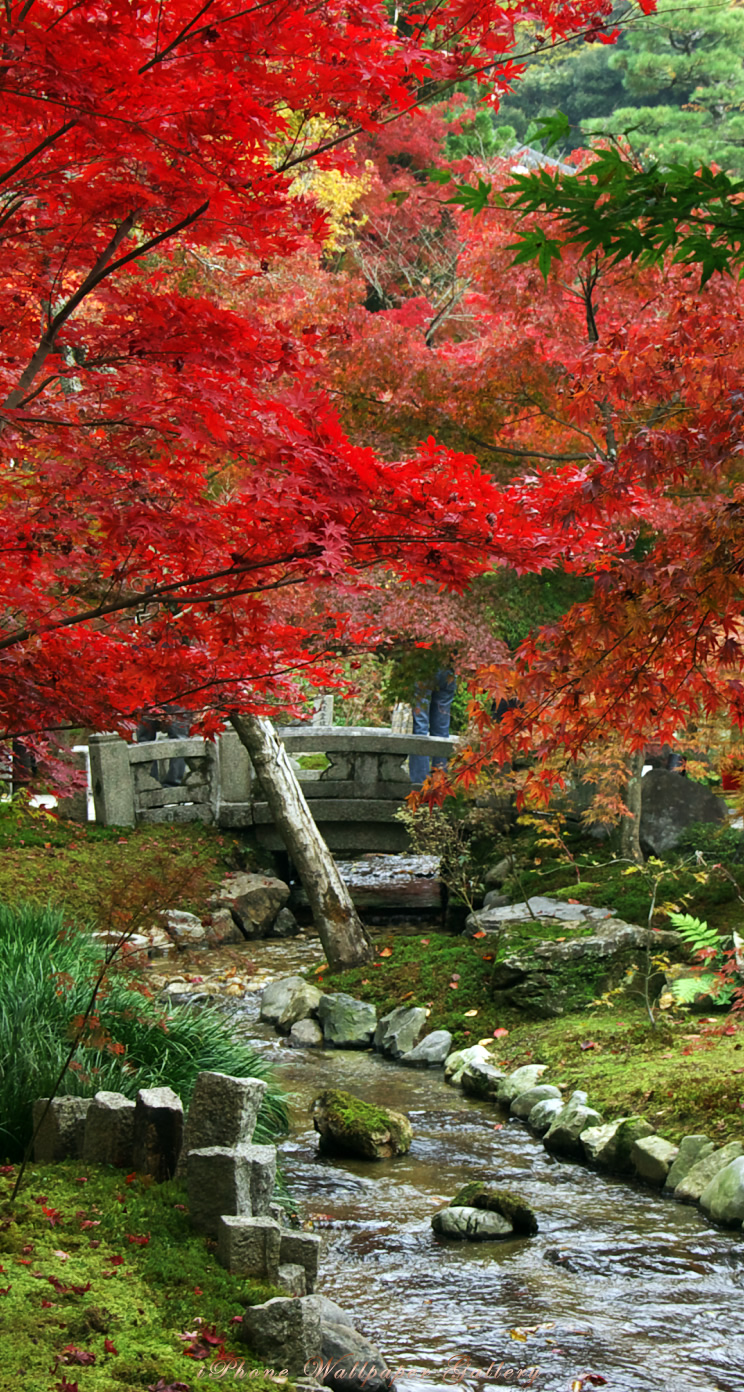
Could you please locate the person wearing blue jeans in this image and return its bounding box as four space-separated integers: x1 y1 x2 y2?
409 668 456 787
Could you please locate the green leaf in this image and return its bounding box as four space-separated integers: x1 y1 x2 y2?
445 177 492 217
426 167 453 185
528 110 572 152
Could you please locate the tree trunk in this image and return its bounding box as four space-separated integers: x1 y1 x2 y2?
620 750 645 865
230 714 374 970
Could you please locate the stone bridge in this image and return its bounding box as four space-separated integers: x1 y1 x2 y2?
88 726 456 854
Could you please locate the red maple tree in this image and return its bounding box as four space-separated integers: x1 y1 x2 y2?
1 0 639 766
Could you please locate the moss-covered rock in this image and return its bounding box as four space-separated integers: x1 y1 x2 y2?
450 1183 538 1235
311 1088 412 1160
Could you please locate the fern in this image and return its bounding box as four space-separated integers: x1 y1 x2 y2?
668 911 723 956
671 973 721 1004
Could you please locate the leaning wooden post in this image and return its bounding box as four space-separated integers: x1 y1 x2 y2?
230 714 374 970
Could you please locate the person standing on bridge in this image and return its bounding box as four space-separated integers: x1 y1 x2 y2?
409 666 456 789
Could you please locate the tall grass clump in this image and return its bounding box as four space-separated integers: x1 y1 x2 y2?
0 901 286 1160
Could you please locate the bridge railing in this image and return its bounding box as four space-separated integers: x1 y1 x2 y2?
88 726 456 842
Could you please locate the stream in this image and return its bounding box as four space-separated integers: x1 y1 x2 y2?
218 931 744 1392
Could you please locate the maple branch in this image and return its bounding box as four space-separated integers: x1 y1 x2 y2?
0 119 76 188
275 17 650 176
139 0 218 72
2 200 209 412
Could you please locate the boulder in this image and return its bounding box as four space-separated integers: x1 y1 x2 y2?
581 1119 628 1166
511 1084 562 1120
182 1071 267 1154
274 981 322 1033
631 1135 679 1186
261 976 311 1026
432 1206 514 1240
699 1157 744 1226
270 906 301 939
83 1091 136 1168
460 1059 506 1100
319 1319 393 1392
213 872 290 939
374 1005 427 1059
610 1117 656 1173
528 1098 564 1135
484 855 515 888
399 1030 453 1067
467 896 613 934
544 1095 602 1160
664 1135 716 1191
238 1295 322 1374
443 1044 493 1086
450 1182 538 1235
205 908 245 947
482 890 510 911
33 1097 92 1162
312 1088 412 1160
313 1296 355 1330
496 1064 548 1107
674 1141 744 1204
161 908 206 947
640 769 727 856
289 1018 324 1049
317 994 377 1049
473 918 682 1020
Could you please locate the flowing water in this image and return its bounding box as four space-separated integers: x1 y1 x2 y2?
216 926 744 1392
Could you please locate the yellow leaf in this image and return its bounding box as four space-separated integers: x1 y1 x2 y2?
509 1330 527 1342
463 1009 479 1017
622 866 641 875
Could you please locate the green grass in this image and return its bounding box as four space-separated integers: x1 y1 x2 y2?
491 1007 744 1145
0 1161 283 1392
0 902 286 1161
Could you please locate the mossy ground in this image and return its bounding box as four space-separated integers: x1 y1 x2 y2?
320 811 744 1145
0 798 267 924
0 1161 283 1392
323 928 744 1142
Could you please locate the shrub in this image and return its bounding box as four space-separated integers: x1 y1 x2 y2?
0 901 286 1160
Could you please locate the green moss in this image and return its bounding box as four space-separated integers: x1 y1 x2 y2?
450 1183 538 1234
324 928 744 1142
0 1161 283 1392
313 1088 411 1158
0 800 263 923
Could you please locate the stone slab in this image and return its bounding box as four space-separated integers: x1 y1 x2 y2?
33 1097 92 1162
217 1215 281 1277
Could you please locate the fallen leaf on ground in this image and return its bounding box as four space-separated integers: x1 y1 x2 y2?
463 1009 478 1017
